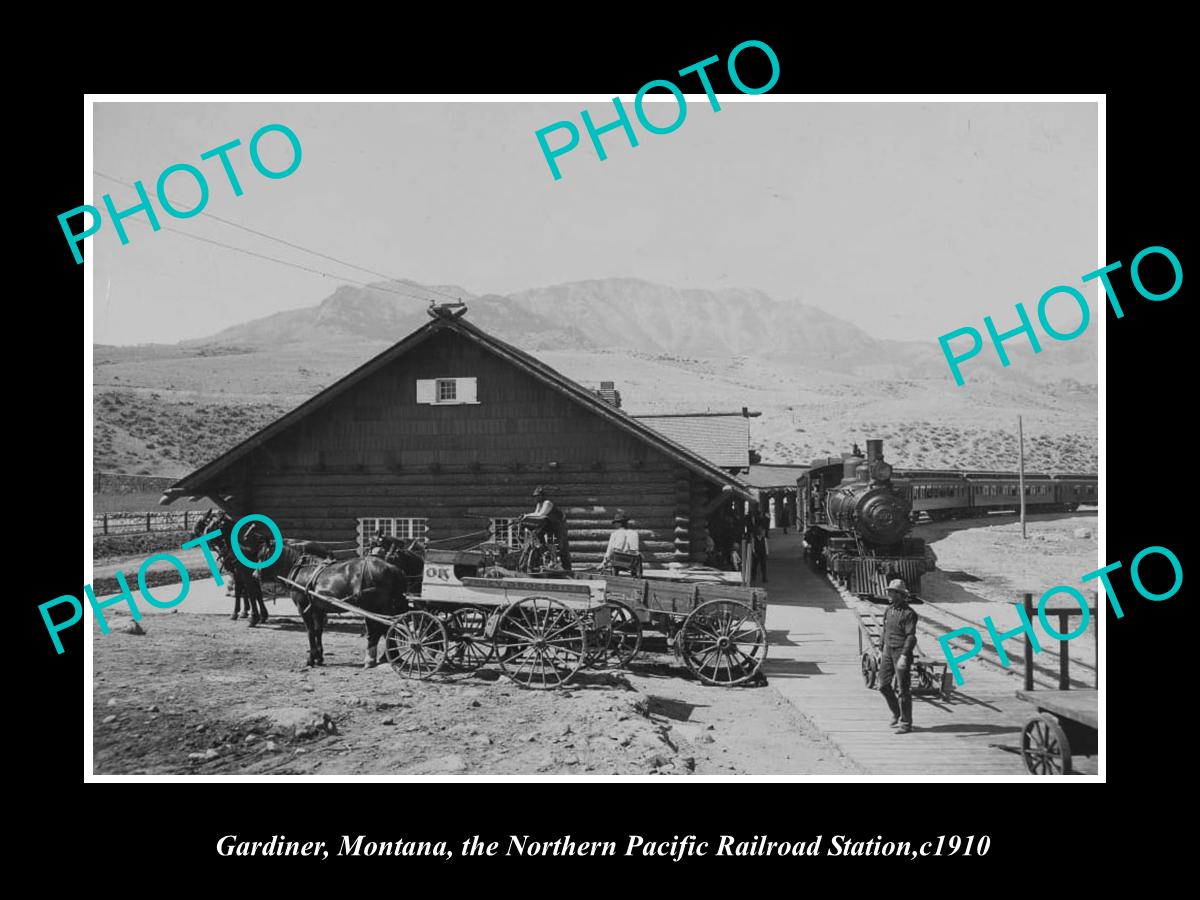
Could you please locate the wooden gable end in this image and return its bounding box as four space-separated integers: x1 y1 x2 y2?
251 329 662 473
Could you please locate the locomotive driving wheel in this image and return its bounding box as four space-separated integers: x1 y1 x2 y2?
445 606 495 672
1021 714 1073 775
494 596 587 690
383 610 449 680
679 599 768 686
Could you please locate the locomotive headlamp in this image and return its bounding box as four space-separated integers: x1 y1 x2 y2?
871 461 893 481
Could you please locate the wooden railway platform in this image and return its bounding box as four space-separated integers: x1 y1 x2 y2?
760 533 1070 775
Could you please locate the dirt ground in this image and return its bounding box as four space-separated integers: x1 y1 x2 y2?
910 510 1100 686
914 510 1100 604
92 610 855 776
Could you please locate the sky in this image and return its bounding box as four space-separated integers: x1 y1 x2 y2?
91 100 1097 346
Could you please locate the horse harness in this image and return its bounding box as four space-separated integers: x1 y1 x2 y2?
287 554 371 616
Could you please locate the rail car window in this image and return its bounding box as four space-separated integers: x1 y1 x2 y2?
357 517 429 553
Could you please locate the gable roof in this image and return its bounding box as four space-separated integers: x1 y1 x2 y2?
163 307 754 501
635 415 749 469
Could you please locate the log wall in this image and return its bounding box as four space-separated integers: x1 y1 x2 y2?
221 329 719 564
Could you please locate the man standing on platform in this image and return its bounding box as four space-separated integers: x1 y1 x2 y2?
879 578 918 733
750 510 770 584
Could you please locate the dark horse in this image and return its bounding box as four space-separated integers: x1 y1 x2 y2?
253 538 412 668
193 510 269 625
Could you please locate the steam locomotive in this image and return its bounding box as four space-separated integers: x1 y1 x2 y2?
798 439 934 596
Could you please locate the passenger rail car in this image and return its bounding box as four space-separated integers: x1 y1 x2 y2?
894 470 1097 521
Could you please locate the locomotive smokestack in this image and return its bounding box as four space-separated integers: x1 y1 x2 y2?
867 439 884 463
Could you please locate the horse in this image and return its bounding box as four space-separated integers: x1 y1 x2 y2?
366 533 426 590
253 540 410 668
217 542 270 625
192 509 269 625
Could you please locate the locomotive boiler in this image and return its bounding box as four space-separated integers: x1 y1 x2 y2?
799 439 934 596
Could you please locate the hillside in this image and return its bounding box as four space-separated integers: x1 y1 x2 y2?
92 278 1098 478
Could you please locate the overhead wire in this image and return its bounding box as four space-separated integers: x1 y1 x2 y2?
114 214 450 304
91 170 465 305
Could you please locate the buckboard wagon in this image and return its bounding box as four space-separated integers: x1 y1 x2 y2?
283 547 769 690
854 605 954 700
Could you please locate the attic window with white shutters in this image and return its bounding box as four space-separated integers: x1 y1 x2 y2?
416 377 479 406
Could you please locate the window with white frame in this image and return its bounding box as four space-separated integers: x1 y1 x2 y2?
357 517 429 553
490 517 520 547
416 377 479 405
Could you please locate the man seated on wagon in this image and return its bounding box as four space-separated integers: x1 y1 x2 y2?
520 486 573 571
603 510 641 575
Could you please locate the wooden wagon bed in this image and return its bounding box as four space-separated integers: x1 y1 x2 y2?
1016 688 1098 775
1016 690 1098 731
594 573 767 621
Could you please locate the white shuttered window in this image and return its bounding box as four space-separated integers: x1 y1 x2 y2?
416 377 479 405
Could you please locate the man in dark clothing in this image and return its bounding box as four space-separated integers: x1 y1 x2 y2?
878 578 918 733
750 510 769 583
523 486 572 571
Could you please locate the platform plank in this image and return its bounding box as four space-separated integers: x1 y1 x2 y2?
760 534 1050 776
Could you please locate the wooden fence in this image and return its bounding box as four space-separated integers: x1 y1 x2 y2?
94 511 198 536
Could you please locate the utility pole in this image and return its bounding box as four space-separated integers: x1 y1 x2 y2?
1018 415 1027 539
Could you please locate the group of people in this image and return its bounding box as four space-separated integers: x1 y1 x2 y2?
451 485 921 734
518 486 641 573
707 504 774 583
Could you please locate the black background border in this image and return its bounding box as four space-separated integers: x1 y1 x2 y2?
24 27 1188 879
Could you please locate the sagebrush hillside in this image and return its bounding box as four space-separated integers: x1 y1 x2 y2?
93 278 1097 478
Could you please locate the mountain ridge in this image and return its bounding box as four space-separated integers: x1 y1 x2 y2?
93 276 1098 477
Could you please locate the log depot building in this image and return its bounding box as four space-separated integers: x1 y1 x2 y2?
163 305 756 564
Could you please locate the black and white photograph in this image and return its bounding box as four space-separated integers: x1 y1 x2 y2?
84 96 1101 779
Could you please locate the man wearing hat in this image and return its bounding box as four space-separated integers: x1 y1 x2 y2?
879 578 919 733
523 486 572 571
604 510 641 573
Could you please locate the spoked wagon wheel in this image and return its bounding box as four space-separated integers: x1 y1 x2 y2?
585 600 643 669
446 606 495 672
1021 714 1073 775
860 652 878 689
679 599 768 686
494 596 587 690
383 610 449 680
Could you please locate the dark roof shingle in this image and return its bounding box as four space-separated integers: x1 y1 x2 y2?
635 416 749 469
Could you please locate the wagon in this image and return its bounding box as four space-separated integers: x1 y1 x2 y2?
1015 689 1098 775
1013 593 1098 775
589 570 769 687
281 543 769 690
395 548 612 690
854 606 954 699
